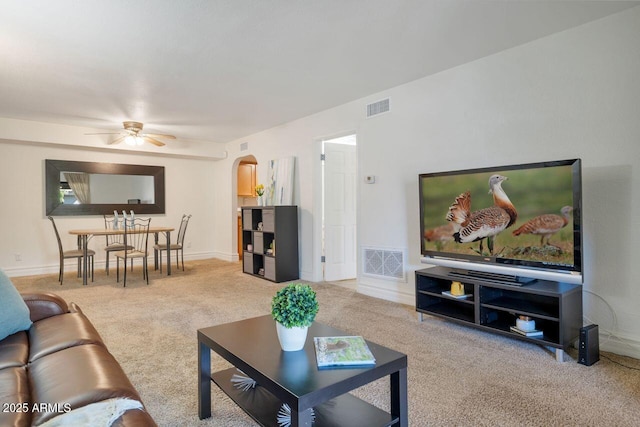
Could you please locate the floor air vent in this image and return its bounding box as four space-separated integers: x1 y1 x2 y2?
366 98 390 118
362 247 405 281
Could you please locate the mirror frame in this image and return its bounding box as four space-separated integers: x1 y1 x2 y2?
45 159 165 216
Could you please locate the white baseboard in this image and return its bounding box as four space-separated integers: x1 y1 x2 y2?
3 251 219 278
356 282 414 306
210 251 240 262
3 265 56 277
182 251 219 261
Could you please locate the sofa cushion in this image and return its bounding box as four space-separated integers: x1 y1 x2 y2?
0 269 32 342
28 312 105 362
0 366 32 427
28 344 142 426
0 331 29 370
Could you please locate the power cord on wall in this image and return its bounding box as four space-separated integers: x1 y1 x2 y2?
583 289 640 369
582 288 617 347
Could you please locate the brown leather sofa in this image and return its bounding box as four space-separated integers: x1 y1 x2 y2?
0 293 156 426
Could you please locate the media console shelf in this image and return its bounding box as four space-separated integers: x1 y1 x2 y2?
415 266 583 362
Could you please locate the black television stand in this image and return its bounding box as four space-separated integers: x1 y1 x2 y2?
448 269 536 286
416 266 583 362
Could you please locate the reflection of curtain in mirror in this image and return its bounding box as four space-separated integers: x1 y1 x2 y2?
64 172 91 204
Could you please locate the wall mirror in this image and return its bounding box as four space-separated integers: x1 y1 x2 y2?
45 159 165 216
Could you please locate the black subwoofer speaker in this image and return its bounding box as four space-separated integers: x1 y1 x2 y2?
578 324 599 366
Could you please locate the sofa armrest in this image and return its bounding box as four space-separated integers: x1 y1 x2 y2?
21 293 69 322
111 409 158 427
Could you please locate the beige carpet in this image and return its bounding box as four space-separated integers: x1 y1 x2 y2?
12 259 640 426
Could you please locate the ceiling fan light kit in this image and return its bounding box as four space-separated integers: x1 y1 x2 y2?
125 135 145 146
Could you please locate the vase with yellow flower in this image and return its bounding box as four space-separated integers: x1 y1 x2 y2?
255 184 265 206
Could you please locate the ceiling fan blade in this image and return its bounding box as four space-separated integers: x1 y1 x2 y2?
144 133 176 139
144 136 166 147
108 135 127 145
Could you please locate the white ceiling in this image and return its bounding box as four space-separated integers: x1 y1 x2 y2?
1 0 637 144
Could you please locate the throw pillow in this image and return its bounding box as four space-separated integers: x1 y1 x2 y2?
0 269 32 341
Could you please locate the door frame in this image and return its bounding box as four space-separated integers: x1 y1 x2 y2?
312 131 358 283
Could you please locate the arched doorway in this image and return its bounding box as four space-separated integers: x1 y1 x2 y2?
234 155 258 261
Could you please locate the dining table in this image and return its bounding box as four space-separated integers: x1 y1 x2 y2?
69 226 175 286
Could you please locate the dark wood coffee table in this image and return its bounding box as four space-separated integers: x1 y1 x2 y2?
198 315 408 426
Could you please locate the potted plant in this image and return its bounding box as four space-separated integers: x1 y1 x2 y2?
271 283 319 351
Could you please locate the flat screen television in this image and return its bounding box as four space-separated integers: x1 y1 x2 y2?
419 159 582 285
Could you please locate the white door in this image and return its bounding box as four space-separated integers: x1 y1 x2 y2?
323 138 357 281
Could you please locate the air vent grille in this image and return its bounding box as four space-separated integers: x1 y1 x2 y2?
240 142 248 151
366 98 390 118
363 247 405 281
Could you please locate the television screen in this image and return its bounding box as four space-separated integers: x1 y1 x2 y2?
419 159 582 284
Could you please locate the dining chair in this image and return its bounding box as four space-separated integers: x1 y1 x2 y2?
103 214 132 275
48 216 94 285
114 217 151 286
154 214 191 273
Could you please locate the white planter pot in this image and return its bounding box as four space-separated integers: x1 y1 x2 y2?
276 322 309 351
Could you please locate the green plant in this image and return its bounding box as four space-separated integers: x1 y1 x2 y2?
271 283 319 328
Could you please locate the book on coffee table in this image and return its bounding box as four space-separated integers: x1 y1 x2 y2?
313 336 376 368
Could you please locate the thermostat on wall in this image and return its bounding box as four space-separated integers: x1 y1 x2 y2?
365 176 376 184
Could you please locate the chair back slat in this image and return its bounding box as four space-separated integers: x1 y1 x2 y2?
104 215 125 245
177 214 192 245
48 216 64 255
123 217 151 254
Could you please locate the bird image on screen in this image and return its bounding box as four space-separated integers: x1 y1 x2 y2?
445 174 517 256
512 206 573 247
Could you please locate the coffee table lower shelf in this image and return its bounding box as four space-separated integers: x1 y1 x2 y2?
212 368 398 427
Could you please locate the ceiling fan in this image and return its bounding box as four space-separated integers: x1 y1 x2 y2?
86 121 176 147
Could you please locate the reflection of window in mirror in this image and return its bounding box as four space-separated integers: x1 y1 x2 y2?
59 181 79 204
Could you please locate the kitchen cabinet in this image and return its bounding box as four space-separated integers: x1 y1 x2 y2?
238 163 256 197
